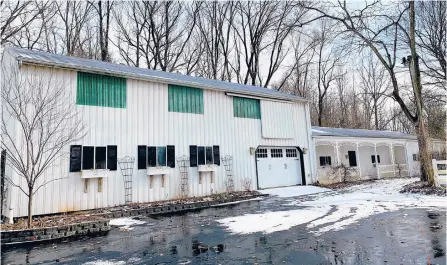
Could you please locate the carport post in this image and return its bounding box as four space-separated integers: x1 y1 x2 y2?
389 143 396 177
374 144 379 179
356 142 361 179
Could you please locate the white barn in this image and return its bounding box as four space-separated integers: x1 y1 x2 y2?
312 126 445 184
1 48 316 220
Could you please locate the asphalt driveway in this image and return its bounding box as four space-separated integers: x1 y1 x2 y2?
2 178 446 265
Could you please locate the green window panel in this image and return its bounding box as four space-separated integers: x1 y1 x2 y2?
233 97 261 119
77 72 126 108
168 84 204 114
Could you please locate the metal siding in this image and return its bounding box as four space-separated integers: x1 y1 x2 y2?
77 72 126 108
168 85 203 114
260 100 294 139
10 66 312 217
233 97 261 119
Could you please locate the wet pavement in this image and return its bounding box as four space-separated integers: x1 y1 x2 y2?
2 192 446 265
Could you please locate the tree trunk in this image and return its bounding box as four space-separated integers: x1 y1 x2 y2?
409 1 435 185
318 97 323 126
374 99 379 130
27 187 33 227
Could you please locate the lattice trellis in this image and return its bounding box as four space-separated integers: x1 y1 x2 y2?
118 156 135 204
176 156 190 198
221 155 234 193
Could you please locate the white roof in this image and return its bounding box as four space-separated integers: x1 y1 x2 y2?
312 126 418 140
6 47 306 102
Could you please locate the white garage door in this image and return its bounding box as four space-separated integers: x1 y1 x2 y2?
256 147 302 189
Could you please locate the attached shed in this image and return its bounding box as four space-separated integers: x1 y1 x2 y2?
1 48 315 220
312 126 445 184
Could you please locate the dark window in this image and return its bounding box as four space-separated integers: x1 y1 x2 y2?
348 151 357 167
205 147 213 164
147 146 157 167
69 145 82 172
82 146 94 170
256 148 268 158
319 156 331 166
213 145 220 166
286 149 297 158
190 145 197 167
107 145 117 171
95 147 107 169
271 149 283 158
167 145 175 168
137 145 147 169
371 155 381 164
413 154 419 161
197 146 205 165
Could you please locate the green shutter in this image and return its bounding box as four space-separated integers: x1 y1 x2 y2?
168 84 204 114
233 97 261 119
76 72 126 108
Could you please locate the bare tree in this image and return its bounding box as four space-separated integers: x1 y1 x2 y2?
414 1 446 90
91 1 114 61
1 61 86 227
232 1 305 87
0 1 45 45
194 1 235 80
359 54 391 130
55 1 94 57
303 1 436 184
313 20 344 126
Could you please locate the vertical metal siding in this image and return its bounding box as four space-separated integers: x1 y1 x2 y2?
233 97 261 119
77 72 126 108
10 66 313 217
168 84 204 114
260 100 294 139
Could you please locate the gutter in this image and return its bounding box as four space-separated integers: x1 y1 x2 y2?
17 57 309 103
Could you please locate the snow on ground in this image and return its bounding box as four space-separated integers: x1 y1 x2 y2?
109 217 146 227
217 178 447 236
258 185 331 198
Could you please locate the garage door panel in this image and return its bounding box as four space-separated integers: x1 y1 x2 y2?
257 147 302 189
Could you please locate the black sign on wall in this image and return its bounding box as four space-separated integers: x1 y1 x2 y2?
69 145 82 172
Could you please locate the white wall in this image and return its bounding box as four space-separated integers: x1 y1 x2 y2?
7 64 313 218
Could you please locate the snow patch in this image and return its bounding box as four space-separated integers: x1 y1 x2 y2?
109 217 146 227
258 185 331 198
218 178 447 235
217 207 329 234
